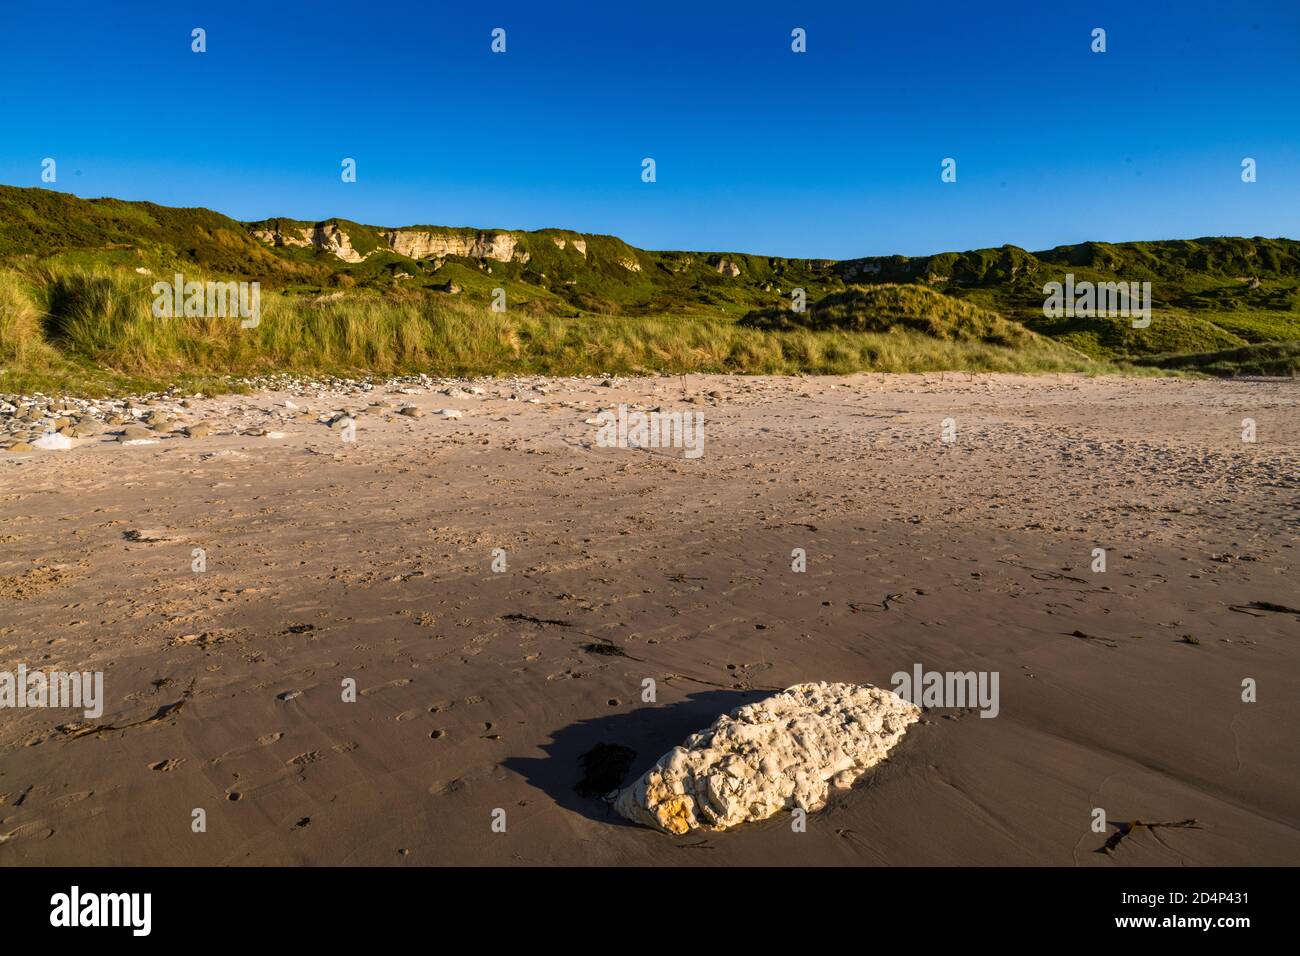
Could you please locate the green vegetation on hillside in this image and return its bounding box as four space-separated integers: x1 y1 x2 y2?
741 284 1034 347
838 238 1300 365
0 185 1296 394
0 264 1106 396
1132 342 1300 377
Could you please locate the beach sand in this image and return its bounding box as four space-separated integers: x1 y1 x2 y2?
1 372 1296 865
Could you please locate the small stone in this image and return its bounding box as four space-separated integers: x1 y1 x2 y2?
123 528 175 542
32 433 74 451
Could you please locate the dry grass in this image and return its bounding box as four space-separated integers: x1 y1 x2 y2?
1 265 1111 397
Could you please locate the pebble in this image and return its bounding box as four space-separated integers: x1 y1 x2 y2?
118 425 155 441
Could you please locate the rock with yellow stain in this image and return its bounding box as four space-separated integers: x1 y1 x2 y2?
614 681 919 834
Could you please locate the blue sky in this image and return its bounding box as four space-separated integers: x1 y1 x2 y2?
1 0 1297 258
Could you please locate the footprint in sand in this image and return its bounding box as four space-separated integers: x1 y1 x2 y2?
211 732 284 766
360 677 413 696
51 791 94 808
0 822 56 844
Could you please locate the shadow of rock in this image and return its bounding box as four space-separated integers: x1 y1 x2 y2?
503 689 766 827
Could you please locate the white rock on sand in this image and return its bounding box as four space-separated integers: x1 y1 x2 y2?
615 681 920 834
32 433 75 450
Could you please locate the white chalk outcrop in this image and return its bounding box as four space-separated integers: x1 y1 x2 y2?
251 222 366 262
252 222 531 264
711 256 742 277
313 223 366 262
614 681 919 834
381 229 525 263
250 224 313 250
549 236 588 256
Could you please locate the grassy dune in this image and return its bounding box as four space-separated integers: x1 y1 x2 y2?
1 187 1295 395
741 284 1033 345
0 266 1108 397
1133 342 1300 377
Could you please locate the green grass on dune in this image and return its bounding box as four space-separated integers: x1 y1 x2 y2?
741 283 1035 347
0 269 60 370
0 265 1110 397
1 185 1296 394
1133 342 1300 377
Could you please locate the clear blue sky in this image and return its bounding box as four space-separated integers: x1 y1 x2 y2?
1 0 1297 258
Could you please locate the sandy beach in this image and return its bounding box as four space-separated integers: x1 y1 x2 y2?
1 372 1296 865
